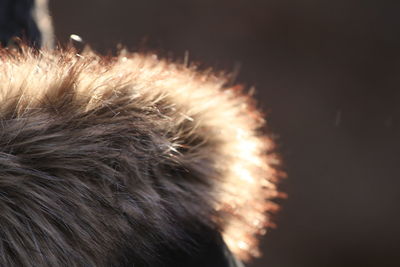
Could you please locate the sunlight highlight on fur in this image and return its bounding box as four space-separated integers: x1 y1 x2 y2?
0 45 281 263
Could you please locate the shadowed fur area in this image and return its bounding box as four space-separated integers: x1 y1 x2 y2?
0 46 280 266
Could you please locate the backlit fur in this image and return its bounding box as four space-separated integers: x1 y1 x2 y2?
0 46 280 266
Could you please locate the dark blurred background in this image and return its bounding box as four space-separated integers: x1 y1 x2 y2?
50 1 400 266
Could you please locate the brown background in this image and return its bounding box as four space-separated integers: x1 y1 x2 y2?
50 1 400 266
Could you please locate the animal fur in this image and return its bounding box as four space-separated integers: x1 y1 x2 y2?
0 45 280 266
